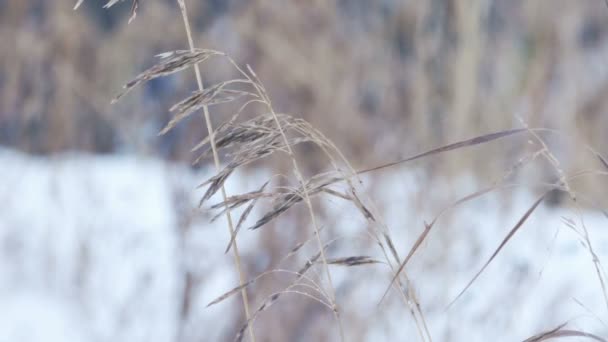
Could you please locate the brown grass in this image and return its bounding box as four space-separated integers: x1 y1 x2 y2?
69 1 608 341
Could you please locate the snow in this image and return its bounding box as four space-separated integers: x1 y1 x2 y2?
0 148 607 341
0 149 180 342
0 291 88 342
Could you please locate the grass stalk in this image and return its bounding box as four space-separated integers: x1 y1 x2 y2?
236 64 346 340
176 1 256 341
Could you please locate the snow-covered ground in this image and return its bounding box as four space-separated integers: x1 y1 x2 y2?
0 148 607 341
0 149 180 342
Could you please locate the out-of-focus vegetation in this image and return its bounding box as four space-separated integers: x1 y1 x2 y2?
2 0 608 196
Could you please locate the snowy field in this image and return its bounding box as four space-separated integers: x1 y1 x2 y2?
0 148 607 341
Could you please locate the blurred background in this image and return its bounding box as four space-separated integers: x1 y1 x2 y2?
1 1 608 341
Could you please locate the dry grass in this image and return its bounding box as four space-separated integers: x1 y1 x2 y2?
3 2 608 177
66 1 608 341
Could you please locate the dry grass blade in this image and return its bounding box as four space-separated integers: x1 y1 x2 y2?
325 256 381 266
192 116 276 158
447 192 547 308
523 322 606 342
233 293 281 342
207 279 256 308
350 190 375 221
224 181 270 253
199 121 330 207
243 62 346 339
197 136 275 166
232 275 333 342
298 249 325 276
282 226 326 261
321 187 376 220
562 211 608 313
208 239 328 308
593 151 608 171
210 191 274 216
320 188 352 201
199 136 281 205
523 322 568 342
249 175 342 230
198 164 236 206
160 82 252 135
384 232 400 265
249 192 302 230
380 186 502 304
112 49 222 103
359 128 527 175
189 99 267 161
206 271 323 311
233 288 334 342
379 222 432 304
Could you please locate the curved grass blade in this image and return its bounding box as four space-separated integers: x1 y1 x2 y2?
379 185 501 304
358 128 527 175
523 321 606 342
207 243 329 308
447 192 547 308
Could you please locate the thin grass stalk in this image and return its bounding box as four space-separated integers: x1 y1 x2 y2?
176 1 256 341
265 96 345 342
219 55 346 338
236 65 345 340
304 128 432 341
570 206 608 313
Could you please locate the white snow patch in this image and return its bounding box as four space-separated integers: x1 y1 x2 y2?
1 148 607 341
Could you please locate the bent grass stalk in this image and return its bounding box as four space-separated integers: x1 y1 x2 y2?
246 67 346 340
